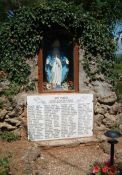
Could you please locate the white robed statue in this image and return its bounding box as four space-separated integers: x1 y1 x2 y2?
45 40 69 88
50 53 62 85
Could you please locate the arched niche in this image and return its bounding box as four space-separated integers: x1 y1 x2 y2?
38 29 79 93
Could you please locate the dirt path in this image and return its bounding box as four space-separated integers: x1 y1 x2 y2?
0 140 111 175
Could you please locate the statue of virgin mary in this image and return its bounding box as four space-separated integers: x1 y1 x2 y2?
45 40 69 88
50 48 62 85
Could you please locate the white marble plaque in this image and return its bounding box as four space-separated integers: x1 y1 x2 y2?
27 94 93 141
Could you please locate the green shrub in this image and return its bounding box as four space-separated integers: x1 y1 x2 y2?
0 131 20 142
114 62 122 102
115 63 122 76
0 157 9 175
3 83 20 97
24 81 36 91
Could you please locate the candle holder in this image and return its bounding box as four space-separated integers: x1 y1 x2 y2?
104 130 122 166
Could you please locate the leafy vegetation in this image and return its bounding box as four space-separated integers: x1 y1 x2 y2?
0 0 46 22
115 64 122 76
87 160 122 175
114 57 122 101
0 131 20 142
0 0 122 86
0 157 9 175
2 83 20 97
115 62 122 96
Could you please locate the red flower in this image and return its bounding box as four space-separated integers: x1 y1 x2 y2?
102 166 109 173
109 172 114 175
110 166 117 173
92 166 100 173
88 161 119 175
105 161 111 167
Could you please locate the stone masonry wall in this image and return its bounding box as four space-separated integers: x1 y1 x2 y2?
0 51 122 137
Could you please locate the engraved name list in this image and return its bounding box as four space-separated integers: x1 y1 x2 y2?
27 94 93 141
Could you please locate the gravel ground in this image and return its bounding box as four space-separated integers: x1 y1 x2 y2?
0 140 110 175
37 144 109 175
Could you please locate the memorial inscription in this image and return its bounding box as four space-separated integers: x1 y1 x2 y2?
27 94 93 141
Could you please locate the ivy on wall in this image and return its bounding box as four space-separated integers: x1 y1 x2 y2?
0 0 121 85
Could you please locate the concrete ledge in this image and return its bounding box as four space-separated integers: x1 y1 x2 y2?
31 135 106 147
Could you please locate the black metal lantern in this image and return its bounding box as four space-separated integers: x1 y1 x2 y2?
104 130 122 166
